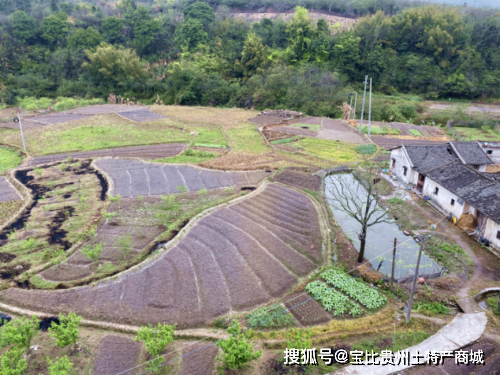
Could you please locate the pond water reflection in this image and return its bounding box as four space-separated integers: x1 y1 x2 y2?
325 173 440 279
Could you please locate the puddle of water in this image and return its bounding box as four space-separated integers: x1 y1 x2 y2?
325 173 440 279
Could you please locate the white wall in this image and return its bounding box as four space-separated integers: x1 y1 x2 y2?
390 148 416 185
484 218 500 249
422 179 466 219
482 147 500 164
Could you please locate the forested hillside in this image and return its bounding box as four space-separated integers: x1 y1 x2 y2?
1 0 499 117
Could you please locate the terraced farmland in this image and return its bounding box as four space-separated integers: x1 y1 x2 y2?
0 183 323 328
96 159 271 198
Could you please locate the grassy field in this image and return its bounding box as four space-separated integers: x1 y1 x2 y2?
293 138 362 162
0 147 23 172
450 126 500 141
156 148 220 164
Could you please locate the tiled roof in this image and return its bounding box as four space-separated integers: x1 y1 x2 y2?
404 144 455 173
450 142 493 165
426 162 500 223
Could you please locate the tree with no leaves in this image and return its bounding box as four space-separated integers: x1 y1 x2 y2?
326 160 391 263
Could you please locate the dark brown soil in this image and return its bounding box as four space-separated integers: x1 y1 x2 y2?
271 170 322 191
0 184 323 328
283 292 332 326
27 143 187 167
248 114 287 126
93 335 141 375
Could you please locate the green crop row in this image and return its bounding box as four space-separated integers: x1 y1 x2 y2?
321 268 387 310
305 281 363 317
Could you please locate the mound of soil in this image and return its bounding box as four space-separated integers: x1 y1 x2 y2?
271 170 321 191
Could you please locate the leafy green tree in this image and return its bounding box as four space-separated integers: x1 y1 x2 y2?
82 44 144 89
11 11 37 44
216 320 262 374
317 18 329 34
101 16 123 44
67 28 103 50
0 315 39 352
0 346 27 375
133 323 176 371
285 6 315 63
40 13 69 46
46 356 73 375
183 1 215 24
332 31 361 79
174 18 209 51
234 33 268 81
50 0 59 12
48 312 82 349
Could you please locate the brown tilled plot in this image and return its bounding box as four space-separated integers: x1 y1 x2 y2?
117 109 166 122
0 184 323 328
0 177 21 202
96 159 271 198
371 135 447 150
93 335 141 375
270 170 321 191
283 292 332 326
179 342 219 375
26 143 187 167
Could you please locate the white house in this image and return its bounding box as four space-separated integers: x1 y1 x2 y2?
390 142 500 249
480 141 500 164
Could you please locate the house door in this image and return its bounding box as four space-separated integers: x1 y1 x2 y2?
391 158 396 173
417 173 425 193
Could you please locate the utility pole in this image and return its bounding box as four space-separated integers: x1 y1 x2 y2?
17 113 26 152
358 75 368 135
348 94 354 121
390 238 397 291
353 92 358 120
367 77 372 138
406 240 425 323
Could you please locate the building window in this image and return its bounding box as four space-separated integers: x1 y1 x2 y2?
403 166 407 176
497 231 500 240
451 199 455 206
434 187 439 195
419 174 425 182
473 165 479 170
487 150 493 155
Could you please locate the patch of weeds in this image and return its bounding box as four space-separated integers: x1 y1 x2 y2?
355 144 377 154
109 194 122 205
244 304 296 330
413 302 450 316
409 129 422 136
117 234 132 260
0 147 23 172
34 168 44 177
426 237 472 274
176 185 187 195
198 188 208 195
21 237 41 251
486 297 500 316
388 197 404 204
102 211 116 220
271 136 301 145
29 275 58 289
81 242 103 263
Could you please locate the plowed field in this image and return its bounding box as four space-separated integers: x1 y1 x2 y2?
0 184 323 328
0 177 21 202
27 144 187 167
117 109 166 122
96 159 271 198
93 335 140 375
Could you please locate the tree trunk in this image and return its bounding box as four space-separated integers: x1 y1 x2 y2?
358 225 367 263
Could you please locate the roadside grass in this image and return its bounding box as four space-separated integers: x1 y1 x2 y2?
0 147 23 172
449 126 500 142
1 115 190 156
156 149 219 164
291 123 322 132
293 138 361 162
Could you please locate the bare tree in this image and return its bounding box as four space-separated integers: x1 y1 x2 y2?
326 161 391 263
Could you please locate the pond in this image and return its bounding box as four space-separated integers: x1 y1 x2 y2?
325 173 440 279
